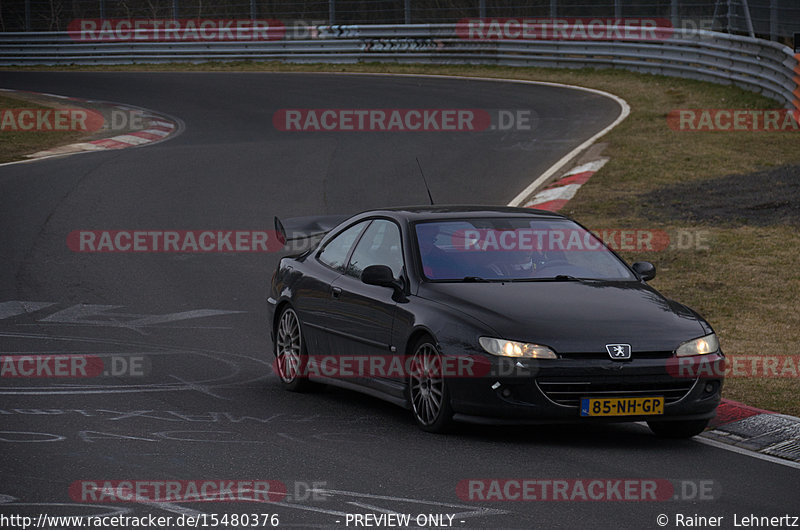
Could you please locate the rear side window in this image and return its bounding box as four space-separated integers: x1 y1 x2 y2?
318 221 369 272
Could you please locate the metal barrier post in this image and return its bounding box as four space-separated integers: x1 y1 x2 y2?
770 0 778 41
671 0 679 29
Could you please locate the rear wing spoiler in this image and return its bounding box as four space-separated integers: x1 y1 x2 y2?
274 214 351 246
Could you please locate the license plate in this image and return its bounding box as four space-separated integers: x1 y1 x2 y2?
580 396 664 417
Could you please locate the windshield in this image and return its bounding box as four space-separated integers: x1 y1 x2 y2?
414 217 636 281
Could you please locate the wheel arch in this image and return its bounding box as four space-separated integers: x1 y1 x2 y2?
272 299 295 355
404 326 438 355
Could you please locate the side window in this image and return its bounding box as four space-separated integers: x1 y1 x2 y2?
318 221 370 272
346 220 404 279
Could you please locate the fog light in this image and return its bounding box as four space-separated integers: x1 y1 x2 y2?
501 388 512 398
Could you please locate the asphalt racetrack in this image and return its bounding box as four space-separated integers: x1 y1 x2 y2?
0 72 797 529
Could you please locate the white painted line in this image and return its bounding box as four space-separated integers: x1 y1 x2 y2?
527 183 581 204
169 374 230 400
0 301 56 320
0 149 99 168
346 501 402 514
271 501 351 517
695 435 800 470
144 502 206 517
315 489 508 516
141 128 171 137
108 134 152 145
507 94 628 206
563 158 609 176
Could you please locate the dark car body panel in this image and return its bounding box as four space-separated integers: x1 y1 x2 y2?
268 206 723 425
417 281 707 353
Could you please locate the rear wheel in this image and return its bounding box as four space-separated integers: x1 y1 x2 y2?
647 418 709 438
409 337 454 433
275 307 314 392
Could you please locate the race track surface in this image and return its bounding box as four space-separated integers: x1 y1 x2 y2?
0 72 797 529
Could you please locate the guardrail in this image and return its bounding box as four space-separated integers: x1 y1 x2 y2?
1 24 798 111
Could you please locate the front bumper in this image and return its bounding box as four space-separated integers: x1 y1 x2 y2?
446 353 724 424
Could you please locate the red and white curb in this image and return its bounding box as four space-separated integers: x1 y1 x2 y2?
79 118 176 151
0 88 179 162
516 147 800 465
700 399 800 467
28 111 177 158
523 158 608 211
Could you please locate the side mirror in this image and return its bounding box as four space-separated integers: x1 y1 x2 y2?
632 261 656 281
362 265 408 302
362 265 398 288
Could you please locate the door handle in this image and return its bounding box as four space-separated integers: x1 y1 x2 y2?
331 286 342 299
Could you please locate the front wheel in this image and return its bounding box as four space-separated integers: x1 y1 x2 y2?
647 418 709 439
274 307 315 392
408 337 454 433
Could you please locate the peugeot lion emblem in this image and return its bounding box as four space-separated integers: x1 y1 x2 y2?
606 344 632 360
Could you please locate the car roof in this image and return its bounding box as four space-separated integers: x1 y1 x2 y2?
354 205 568 222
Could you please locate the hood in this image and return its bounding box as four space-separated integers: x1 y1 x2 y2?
417 280 708 354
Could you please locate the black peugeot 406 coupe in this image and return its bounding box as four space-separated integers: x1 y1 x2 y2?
267 206 724 437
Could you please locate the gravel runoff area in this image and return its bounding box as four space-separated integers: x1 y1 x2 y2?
642 164 800 227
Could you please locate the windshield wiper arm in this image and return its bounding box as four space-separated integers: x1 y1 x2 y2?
509 275 591 282
461 276 490 282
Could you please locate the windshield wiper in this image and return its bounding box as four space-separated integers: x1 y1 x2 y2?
509 275 597 282
461 276 490 282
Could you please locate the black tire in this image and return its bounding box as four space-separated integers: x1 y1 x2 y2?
274 307 315 392
647 418 710 439
408 336 454 433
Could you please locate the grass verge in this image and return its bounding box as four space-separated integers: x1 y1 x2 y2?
4 62 799 415
0 93 90 164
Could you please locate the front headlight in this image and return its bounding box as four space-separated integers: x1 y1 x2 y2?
479 337 557 359
675 333 719 357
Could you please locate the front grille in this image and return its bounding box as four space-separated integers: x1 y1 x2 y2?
537 379 696 407
559 351 674 360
